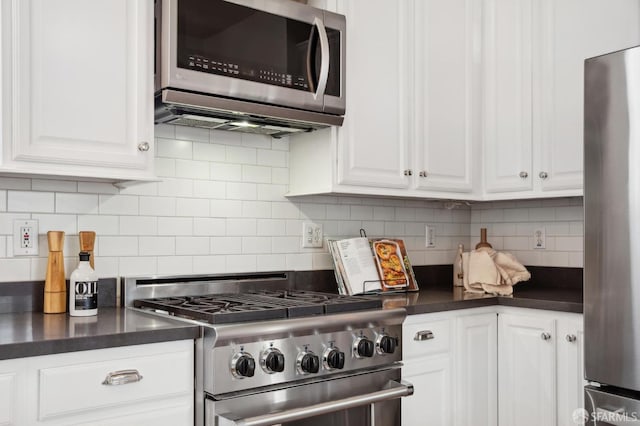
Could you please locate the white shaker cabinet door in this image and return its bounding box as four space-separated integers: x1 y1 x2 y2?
402 356 453 426
482 0 534 194
335 0 412 189
0 358 27 426
1 0 154 180
556 315 585 426
412 0 479 194
536 0 640 193
498 312 557 426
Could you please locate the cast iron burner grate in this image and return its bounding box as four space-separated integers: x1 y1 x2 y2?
133 291 382 324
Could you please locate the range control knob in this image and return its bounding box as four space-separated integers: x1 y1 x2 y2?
376 334 399 355
323 348 346 370
261 348 285 373
231 352 255 378
297 351 320 374
354 337 375 358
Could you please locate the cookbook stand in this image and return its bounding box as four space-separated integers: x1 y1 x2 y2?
358 277 410 295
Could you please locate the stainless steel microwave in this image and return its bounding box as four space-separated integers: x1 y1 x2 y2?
155 0 346 137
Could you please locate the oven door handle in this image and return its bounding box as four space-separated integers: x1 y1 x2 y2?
231 380 413 426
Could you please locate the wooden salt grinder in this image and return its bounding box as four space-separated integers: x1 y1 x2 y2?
475 228 493 250
79 231 96 269
44 231 66 314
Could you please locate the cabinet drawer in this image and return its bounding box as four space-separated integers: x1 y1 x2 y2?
38 346 193 420
403 318 451 359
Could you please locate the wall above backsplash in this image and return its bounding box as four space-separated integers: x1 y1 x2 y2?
0 124 583 282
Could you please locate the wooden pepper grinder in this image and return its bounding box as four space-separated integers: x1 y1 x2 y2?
44 231 66 314
79 231 96 269
475 228 493 250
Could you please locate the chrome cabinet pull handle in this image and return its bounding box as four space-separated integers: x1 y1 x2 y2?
414 330 434 341
137 142 150 152
541 332 552 341
565 334 577 343
102 369 143 386
519 171 528 178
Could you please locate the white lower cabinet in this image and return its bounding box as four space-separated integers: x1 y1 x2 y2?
0 358 27 426
402 307 583 426
402 308 497 426
0 340 194 426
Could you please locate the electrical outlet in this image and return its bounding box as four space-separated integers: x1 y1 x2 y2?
533 227 546 249
13 219 39 256
426 225 436 248
302 222 323 248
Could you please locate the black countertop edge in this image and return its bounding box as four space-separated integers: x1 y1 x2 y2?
0 308 201 361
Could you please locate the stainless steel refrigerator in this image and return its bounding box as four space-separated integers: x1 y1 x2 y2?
585 45 640 425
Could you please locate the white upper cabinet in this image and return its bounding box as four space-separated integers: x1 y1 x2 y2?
335 0 412 190
0 0 155 181
482 0 534 194
412 0 480 194
536 0 640 193
484 0 640 198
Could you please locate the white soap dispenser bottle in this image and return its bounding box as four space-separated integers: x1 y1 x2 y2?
69 251 98 316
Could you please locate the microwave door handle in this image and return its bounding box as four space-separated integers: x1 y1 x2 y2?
313 17 330 100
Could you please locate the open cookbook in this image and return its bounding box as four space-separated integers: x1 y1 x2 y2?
327 237 419 295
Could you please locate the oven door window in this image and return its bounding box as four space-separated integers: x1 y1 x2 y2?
176 0 340 96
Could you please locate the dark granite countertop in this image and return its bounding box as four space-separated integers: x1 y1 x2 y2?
0 308 201 360
379 286 583 315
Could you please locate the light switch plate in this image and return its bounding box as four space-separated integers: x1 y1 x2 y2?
533 227 546 249
302 222 323 248
13 219 39 256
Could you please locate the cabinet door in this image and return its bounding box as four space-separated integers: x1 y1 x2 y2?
557 315 585 426
455 313 497 426
536 0 640 193
483 0 534 193
402 356 453 426
0 359 26 426
335 0 412 189
2 0 154 178
413 0 479 193
498 313 556 426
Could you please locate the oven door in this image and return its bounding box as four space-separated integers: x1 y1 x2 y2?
206 367 412 426
158 0 345 115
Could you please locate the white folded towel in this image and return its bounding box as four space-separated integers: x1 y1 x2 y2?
462 247 531 296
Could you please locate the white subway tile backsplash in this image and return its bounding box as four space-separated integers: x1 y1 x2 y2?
193 255 226 274
226 218 257 236
257 254 286 271
210 199 242 218
175 125 210 143
56 193 99 214
0 259 30 281
0 123 584 280
99 195 139 215
210 162 242 181
257 149 287 167
226 146 257 164
156 138 193 159
139 196 176 216
241 201 272 218
33 214 77 235
120 216 157 235
193 180 226 199
176 237 210 255
242 165 271 183
8 191 54 213
176 159 210 180
99 236 138 256
211 236 242 255
158 217 193 236
176 198 210 217
139 236 175 256
226 182 257 200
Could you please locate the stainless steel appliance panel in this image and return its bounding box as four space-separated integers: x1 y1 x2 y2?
584 45 640 391
585 386 640 425
207 366 411 426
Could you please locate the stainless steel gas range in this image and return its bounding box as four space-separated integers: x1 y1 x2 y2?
124 273 413 426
